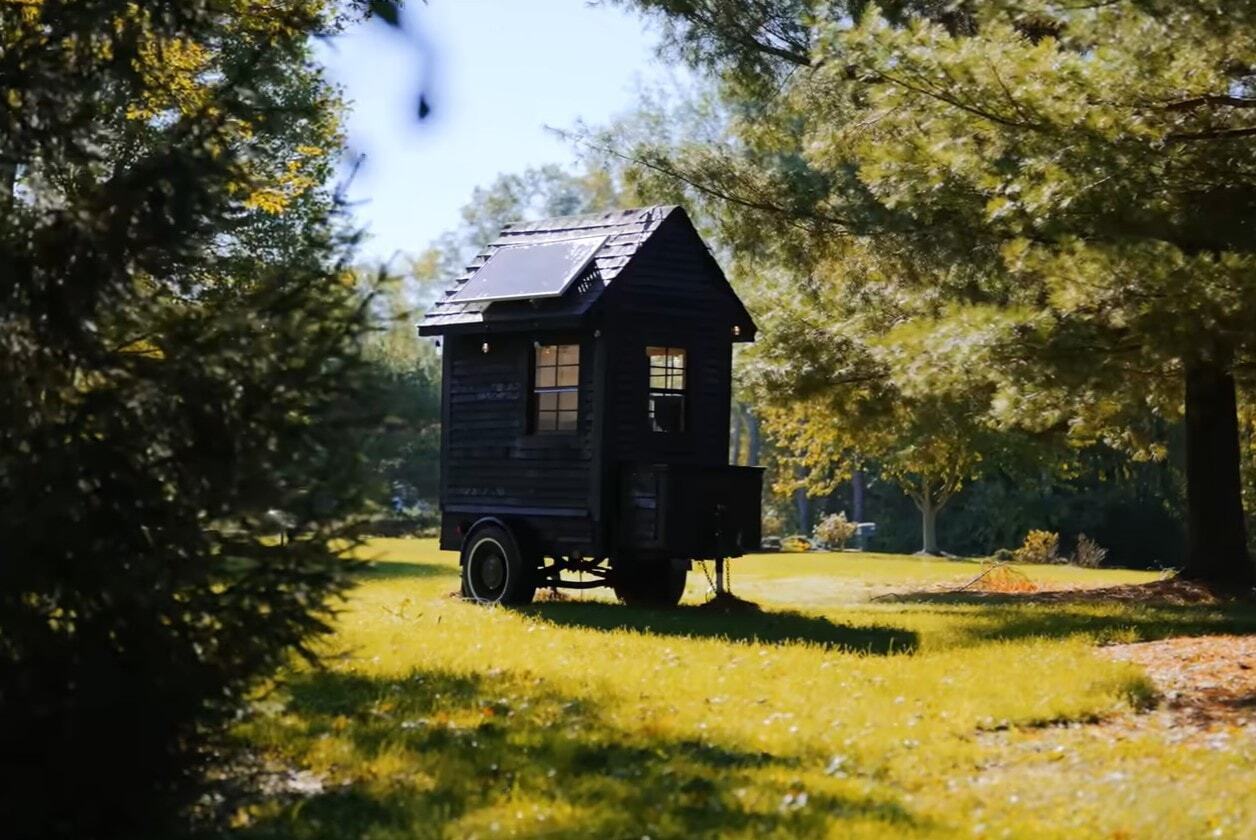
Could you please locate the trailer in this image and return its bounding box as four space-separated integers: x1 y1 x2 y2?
418 205 762 606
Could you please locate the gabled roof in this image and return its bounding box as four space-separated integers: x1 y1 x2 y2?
418 205 748 336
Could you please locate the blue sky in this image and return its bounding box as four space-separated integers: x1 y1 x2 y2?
319 0 682 265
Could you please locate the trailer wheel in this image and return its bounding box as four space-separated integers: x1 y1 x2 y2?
461 523 536 605
613 558 688 608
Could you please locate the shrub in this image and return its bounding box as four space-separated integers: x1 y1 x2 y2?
1074 533 1109 568
814 512 859 549
781 535 814 552
1012 530 1061 565
991 548 1015 564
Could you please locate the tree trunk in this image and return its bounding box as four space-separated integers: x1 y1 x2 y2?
1 160 15 210
852 468 866 550
1182 359 1253 585
730 404 743 465
920 498 940 555
793 465 812 533
746 411 762 466
912 481 942 555
794 487 811 534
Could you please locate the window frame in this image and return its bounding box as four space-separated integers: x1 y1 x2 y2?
646 345 688 433
531 341 581 435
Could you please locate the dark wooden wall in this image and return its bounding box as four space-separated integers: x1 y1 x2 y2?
595 213 740 468
442 332 595 547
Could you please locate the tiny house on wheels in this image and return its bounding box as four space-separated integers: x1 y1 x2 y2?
418 205 762 607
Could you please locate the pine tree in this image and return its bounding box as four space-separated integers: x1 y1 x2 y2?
1 2 381 834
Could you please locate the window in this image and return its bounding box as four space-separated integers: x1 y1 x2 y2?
534 343 580 432
647 346 686 432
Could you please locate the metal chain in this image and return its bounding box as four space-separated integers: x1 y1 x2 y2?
698 559 715 595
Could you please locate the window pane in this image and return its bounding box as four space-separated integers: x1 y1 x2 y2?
535 344 580 434
650 394 685 432
646 347 686 391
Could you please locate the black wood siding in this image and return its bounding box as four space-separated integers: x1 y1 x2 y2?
596 214 740 467
443 333 594 516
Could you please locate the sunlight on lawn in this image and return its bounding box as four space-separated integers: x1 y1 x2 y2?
230 540 1256 839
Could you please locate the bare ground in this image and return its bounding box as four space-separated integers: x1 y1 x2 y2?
1100 635 1256 733
898 578 1256 745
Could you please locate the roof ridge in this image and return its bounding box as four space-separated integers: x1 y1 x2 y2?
418 204 691 333
500 204 677 232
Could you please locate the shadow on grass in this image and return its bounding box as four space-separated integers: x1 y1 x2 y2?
519 601 918 654
356 561 450 580
229 668 931 839
885 594 1256 648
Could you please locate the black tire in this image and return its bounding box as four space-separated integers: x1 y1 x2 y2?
461 523 536 605
612 558 688 608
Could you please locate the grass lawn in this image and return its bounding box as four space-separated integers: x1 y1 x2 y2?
228 540 1256 839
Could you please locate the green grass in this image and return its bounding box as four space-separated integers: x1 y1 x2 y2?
227 540 1256 839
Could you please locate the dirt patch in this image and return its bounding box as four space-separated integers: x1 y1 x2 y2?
881 577 1240 605
697 591 762 613
533 588 576 603
975 635 1256 779
1007 578 1231 605
1100 635 1256 731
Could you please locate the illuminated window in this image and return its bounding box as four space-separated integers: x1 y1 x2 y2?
647 346 686 432
534 343 579 432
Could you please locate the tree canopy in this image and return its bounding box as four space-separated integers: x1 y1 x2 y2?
610 0 1256 583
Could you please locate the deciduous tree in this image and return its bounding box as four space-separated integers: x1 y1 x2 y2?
743 253 1047 554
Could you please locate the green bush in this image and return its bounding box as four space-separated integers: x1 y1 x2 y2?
1012 530 1061 565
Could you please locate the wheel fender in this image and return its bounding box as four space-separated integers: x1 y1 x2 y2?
460 517 512 565
460 517 541 566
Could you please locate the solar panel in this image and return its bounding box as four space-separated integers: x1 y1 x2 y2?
448 235 607 304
